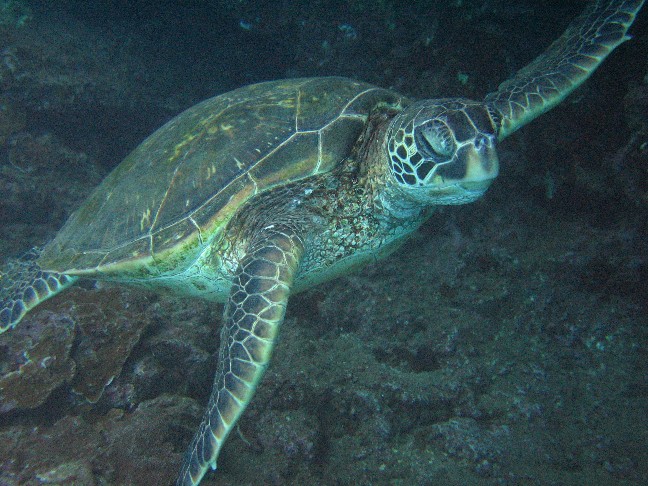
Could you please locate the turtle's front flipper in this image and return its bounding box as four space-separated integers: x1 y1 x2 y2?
486 0 644 139
177 226 304 486
0 248 77 332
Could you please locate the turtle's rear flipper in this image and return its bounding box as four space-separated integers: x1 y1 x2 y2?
0 248 77 332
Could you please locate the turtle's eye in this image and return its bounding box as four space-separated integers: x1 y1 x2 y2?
415 121 455 160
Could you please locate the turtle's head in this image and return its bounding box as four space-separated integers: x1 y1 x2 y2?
386 99 499 205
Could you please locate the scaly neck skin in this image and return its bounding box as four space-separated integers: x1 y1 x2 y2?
357 113 431 227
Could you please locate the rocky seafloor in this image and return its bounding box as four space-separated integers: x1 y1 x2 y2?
1 1 647 485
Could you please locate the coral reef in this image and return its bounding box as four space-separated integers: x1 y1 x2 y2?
0 286 154 412
0 394 199 485
0 310 75 413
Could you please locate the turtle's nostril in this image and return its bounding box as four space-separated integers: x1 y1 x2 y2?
474 135 491 151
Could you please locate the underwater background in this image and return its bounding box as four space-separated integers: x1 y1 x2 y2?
0 0 647 484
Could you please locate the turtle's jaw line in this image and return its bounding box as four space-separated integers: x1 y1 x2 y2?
458 178 495 193
457 179 495 203
396 175 496 207
425 178 495 205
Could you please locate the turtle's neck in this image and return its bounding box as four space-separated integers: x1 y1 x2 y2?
356 113 430 226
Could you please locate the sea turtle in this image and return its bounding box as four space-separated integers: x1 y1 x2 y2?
0 1 643 484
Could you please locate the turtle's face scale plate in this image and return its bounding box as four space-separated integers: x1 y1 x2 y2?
386 99 500 205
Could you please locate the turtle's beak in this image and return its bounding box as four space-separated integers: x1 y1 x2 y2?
435 135 499 194
461 135 499 188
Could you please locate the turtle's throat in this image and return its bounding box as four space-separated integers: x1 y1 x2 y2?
359 132 431 224
371 173 425 217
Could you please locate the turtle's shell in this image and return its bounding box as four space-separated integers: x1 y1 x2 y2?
40 77 404 276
